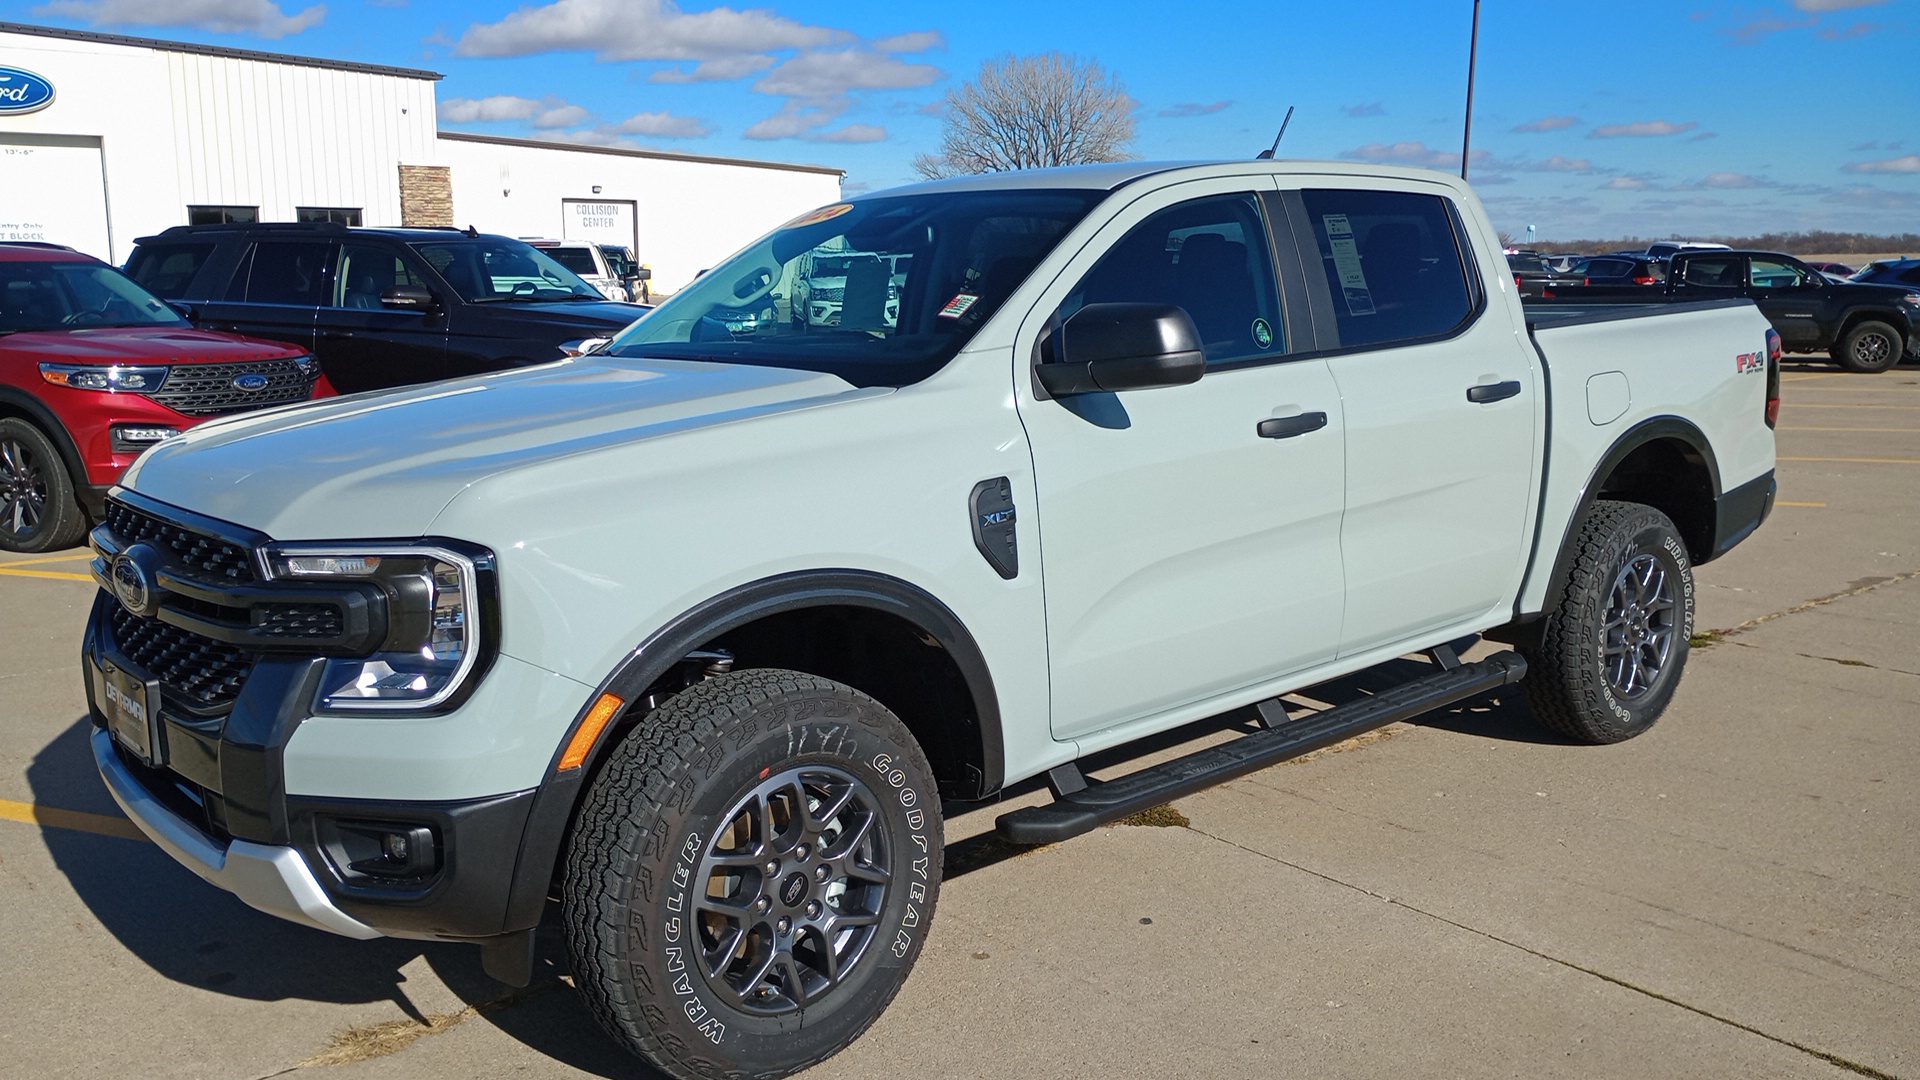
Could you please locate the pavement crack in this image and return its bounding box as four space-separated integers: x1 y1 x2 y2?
1183 824 1904 1080
1711 569 1920 639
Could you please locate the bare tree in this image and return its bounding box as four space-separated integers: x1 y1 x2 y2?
913 52 1136 179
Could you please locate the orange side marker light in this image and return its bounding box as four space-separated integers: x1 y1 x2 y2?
559 693 625 771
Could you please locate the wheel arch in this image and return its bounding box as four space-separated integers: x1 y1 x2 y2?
0 388 100 517
1834 308 1909 348
497 569 1003 933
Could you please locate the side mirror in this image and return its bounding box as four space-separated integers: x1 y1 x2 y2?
559 337 611 358
1036 303 1207 396
634 267 652 281
380 284 438 311
167 301 195 319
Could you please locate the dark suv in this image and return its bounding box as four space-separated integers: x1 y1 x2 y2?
125 224 652 394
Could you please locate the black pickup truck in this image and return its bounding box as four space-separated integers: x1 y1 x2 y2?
1536 249 1918 373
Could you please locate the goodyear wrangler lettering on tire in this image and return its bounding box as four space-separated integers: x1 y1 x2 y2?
564 669 943 1080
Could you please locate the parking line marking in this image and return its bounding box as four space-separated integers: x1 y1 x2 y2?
0 798 147 842
0 553 92 568
0 567 95 582
1775 501 1826 507
1780 426 1920 432
1786 403 1920 409
1778 455 1920 464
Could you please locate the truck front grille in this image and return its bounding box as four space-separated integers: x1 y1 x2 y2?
103 499 256 582
147 358 315 416
110 606 253 712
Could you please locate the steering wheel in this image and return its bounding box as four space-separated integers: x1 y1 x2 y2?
61 304 113 326
731 266 778 308
511 280 541 296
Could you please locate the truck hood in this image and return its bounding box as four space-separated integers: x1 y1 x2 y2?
0 326 307 363
121 357 862 540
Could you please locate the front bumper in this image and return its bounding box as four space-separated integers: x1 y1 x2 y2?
92 727 380 939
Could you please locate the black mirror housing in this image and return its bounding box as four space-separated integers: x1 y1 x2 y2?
1038 302 1207 396
380 284 437 311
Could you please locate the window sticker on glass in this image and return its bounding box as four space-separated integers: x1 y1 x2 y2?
1252 318 1274 349
1324 214 1376 316
939 293 980 319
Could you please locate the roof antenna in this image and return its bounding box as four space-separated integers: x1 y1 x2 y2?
1255 106 1295 160
464 224 479 238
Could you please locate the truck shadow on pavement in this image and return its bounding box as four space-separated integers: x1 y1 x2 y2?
28 716 673 1078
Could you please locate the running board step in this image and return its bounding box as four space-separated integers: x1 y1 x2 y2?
995 651 1529 845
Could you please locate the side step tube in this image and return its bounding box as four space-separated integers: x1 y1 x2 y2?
996 651 1528 845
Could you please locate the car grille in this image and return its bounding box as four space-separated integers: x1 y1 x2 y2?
103 499 256 582
110 606 253 712
254 603 344 639
147 358 314 416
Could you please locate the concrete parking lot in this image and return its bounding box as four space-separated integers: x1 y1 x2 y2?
3 363 1916 1080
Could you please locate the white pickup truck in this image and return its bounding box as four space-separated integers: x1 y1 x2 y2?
83 161 1777 1080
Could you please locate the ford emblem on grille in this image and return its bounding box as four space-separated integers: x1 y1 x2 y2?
232 372 271 391
110 545 164 619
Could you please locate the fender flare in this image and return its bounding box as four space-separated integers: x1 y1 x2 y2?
0 386 99 514
1515 416 1720 637
497 568 1004 932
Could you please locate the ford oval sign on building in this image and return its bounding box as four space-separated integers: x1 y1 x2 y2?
0 66 55 115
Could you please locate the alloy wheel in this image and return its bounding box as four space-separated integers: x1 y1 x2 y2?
0 437 49 540
1602 552 1677 699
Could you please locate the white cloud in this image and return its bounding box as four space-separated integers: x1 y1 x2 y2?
1825 185 1918 210
740 100 885 143
1843 154 1920 173
810 123 886 143
441 95 546 122
1591 120 1699 138
648 54 775 83
752 49 942 97
1340 140 1497 172
455 0 844 61
35 0 324 37
1696 172 1765 188
1161 101 1233 118
609 110 713 138
1792 0 1886 10
534 103 591 129
1604 176 1651 190
1341 102 1385 118
1513 114 1580 133
1525 155 1597 172
873 30 944 53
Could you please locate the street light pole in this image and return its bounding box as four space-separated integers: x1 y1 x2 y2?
1462 0 1481 181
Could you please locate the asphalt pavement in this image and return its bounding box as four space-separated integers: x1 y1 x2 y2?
2 361 1915 1080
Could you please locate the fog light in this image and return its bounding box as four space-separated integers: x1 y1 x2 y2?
109 424 183 454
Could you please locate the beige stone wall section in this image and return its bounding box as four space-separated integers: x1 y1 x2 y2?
398 165 453 227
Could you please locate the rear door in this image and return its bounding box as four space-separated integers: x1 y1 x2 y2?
1284 184 1538 658
194 239 329 356
314 240 450 392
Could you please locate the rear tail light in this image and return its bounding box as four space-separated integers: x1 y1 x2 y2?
1633 275 1657 285
1765 328 1782 429
1514 274 1524 290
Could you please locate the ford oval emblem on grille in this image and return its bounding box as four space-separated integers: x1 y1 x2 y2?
232 372 271 391
110 545 164 618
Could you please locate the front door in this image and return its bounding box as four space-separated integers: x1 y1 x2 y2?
1745 255 1826 352
315 241 450 392
1016 179 1348 740
1285 185 1538 657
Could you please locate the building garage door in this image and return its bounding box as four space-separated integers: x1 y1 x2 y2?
0 133 112 261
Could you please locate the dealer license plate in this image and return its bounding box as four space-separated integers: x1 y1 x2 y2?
100 657 162 766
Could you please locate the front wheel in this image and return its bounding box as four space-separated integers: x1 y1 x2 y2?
1521 501 1695 744
1832 319 1901 374
0 418 88 553
563 669 942 1080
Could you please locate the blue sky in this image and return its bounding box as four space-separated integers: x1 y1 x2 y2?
8 0 1917 241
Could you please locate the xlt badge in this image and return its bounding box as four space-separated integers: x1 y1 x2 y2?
969 477 1018 580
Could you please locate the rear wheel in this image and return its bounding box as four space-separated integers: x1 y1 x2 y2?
1521 501 1695 744
0 418 88 553
1832 320 1901 374
563 669 942 1080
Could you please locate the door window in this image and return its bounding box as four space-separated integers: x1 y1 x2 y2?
332 243 423 308
235 241 333 305
1748 258 1808 289
123 242 215 297
1679 256 1744 290
1060 192 1284 362
1297 189 1476 349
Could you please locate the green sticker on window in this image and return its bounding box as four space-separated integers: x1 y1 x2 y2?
1252 318 1274 349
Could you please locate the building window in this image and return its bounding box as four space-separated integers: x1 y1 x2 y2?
187 205 258 226
296 207 363 226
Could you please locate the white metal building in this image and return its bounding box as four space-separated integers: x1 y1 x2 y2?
0 21 843 292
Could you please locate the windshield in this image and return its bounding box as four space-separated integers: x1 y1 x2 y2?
0 259 188 333
409 238 603 303
602 189 1106 387
543 246 601 276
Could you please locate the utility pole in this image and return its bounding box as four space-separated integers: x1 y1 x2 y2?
1462 0 1481 181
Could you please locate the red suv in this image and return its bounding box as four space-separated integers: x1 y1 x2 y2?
0 244 330 552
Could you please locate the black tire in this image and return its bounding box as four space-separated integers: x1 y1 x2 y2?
1521 501 1695 744
563 669 942 1080
1832 320 1901 374
0 418 88 554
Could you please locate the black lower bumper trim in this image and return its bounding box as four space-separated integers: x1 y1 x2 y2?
1708 469 1776 562
996 652 1529 845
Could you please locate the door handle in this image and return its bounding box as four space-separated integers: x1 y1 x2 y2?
1466 380 1522 404
1256 411 1329 439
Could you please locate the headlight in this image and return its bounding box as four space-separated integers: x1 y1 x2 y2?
1899 294 1919 307
40 363 170 392
264 542 492 712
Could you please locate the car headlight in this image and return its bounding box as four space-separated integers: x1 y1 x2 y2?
263 542 493 712
41 363 170 392
1899 294 1919 308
